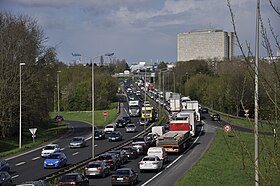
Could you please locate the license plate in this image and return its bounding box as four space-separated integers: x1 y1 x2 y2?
112 138 115 140
117 178 123 181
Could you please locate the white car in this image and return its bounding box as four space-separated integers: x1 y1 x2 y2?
104 123 116 133
41 144 60 158
139 155 163 172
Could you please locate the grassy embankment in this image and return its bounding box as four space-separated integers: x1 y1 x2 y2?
175 117 279 186
0 103 119 158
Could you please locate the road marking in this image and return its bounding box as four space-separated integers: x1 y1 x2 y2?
32 157 40 160
142 124 204 186
15 162 26 166
12 175 19 179
72 152 79 156
61 148 65 151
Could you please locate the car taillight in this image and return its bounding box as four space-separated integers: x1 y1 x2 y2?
112 177 116 181
132 151 136 154
124 177 130 181
108 159 113 162
85 167 88 170
97 167 102 170
139 162 144 165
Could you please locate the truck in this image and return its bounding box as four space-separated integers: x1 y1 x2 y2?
141 106 155 123
152 126 165 136
175 110 197 137
128 100 140 117
156 114 192 153
183 100 201 122
169 98 181 115
165 92 173 102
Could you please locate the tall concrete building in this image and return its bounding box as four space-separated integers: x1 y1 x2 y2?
177 29 234 61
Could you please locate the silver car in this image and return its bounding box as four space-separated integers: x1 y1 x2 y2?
69 137 86 148
84 161 111 178
125 123 137 133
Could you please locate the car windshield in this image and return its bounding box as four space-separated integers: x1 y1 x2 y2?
87 163 102 168
60 175 77 182
115 170 130 175
44 145 55 150
47 154 60 159
143 157 156 161
72 138 82 141
98 155 112 160
127 124 135 128
106 125 113 128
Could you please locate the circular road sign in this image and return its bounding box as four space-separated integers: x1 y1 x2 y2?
224 124 232 133
103 111 108 117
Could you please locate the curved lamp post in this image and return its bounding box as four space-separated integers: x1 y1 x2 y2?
72 52 114 159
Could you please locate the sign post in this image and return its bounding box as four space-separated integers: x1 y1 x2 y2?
29 128 37 143
103 111 108 125
224 124 232 136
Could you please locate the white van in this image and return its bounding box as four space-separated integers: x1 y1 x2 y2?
147 147 168 163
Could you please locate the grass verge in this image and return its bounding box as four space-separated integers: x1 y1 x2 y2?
175 129 280 186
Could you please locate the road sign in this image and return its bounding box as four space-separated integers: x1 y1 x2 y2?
29 128 37 135
224 125 232 132
103 111 108 117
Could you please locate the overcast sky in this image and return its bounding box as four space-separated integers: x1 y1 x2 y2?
1 0 279 64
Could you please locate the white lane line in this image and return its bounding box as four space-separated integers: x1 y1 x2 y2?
142 125 204 186
12 175 19 179
15 162 26 166
72 152 79 156
32 157 40 161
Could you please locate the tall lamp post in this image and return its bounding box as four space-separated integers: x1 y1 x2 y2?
57 71 61 113
72 52 114 159
19 62 25 149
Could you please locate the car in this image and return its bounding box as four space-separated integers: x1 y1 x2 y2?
147 147 168 164
125 123 137 133
43 152 67 169
96 154 120 171
122 116 131 124
94 130 105 140
211 113 221 121
41 144 60 158
108 131 123 142
144 133 158 147
16 180 48 186
121 146 138 159
54 115 64 123
138 118 148 126
116 119 126 128
69 137 86 148
108 150 128 165
201 107 209 113
104 123 116 133
139 155 163 172
84 160 110 178
0 171 12 186
0 159 10 172
58 173 89 186
132 141 148 155
111 168 138 186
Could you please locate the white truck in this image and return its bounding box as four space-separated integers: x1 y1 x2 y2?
169 98 181 115
129 100 140 117
152 126 165 136
184 100 201 122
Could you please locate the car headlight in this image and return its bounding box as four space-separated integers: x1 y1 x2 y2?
55 160 59 164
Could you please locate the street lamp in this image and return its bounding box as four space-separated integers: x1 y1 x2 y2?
72 52 114 159
19 62 25 149
57 71 61 113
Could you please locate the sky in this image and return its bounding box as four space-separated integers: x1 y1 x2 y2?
1 0 279 64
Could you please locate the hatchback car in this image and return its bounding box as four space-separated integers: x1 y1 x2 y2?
111 168 138 186
147 147 168 164
122 116 131 124
132 141 148 155
121 146 138 159
94 130 105 140
201 107 209 113
84 160 110 178
69 137 86 148
104 123 116 133
125 123 137 133
96 154 120 171
44 152 67 169
0 171 12 186
41 144 61 158
58 173 89 186
54 115 64 123
116 119 126 128
108 131 123 142
108 150 128 165
139 155 163 172
0 159 10 172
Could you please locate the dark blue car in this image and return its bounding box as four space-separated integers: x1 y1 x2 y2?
0 159 10 172
44 152 67 169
